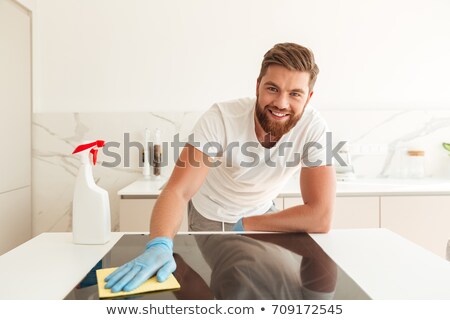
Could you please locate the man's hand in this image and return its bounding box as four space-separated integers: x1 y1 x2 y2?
104 237 176 292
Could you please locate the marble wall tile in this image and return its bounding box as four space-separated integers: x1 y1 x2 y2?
32 108 450 235
32 112 201 235
321 109 450 178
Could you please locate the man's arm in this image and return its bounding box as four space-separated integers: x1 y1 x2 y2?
104 144 210 292
242 165 336 233
149 144 211 239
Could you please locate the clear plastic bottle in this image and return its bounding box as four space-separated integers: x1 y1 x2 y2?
406 150 425 178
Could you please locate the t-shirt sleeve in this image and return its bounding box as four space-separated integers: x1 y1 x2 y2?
189 104 226 158
301 115 331 168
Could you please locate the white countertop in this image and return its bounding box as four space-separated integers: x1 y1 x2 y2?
118 177 450 198
1 229 449 299
310 229 450 299
0 232 124 299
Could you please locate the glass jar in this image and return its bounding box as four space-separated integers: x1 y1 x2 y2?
406 150 425 178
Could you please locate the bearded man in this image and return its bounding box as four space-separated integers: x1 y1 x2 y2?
105 43 336 293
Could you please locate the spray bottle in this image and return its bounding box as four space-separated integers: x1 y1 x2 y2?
72 140 111 244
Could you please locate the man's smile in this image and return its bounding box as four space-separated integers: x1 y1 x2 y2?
267 108 290 120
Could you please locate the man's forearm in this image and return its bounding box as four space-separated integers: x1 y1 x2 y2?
149 186 188 239
243 203 333 233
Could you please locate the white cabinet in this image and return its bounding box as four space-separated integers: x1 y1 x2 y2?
273 197 284 210
283 196 379 229
0 187 31 254
333 197 379 229
381 196 450 258
119 198 188 232
0 0 32 255
0 0 31 193
283 197 304 208
119 199 156 232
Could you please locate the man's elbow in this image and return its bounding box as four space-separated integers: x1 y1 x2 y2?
313 207 333 233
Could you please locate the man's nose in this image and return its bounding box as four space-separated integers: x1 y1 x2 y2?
273 93 289 110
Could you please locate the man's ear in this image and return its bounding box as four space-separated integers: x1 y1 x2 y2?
304 90 314 108
256 80 260 97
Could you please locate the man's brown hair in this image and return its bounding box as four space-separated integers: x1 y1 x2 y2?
257 43 319 91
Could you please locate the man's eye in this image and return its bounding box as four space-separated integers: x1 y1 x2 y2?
291 92 301 97
268 87 277 92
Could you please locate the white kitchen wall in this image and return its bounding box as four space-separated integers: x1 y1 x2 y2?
30 0 450 235
34 0 450 113
16 0 33 9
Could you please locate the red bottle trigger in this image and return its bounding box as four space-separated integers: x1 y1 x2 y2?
72 140 105 165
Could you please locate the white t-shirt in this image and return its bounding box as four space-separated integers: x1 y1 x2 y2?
190 97 329 223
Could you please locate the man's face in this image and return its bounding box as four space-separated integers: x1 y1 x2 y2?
255 64 313 140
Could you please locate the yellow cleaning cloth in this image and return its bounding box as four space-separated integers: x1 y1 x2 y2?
96 267 180 299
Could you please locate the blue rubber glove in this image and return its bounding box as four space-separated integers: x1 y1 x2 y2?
104 237 176 292
232 218 245 232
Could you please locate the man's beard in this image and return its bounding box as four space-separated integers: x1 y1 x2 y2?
255 98 303 141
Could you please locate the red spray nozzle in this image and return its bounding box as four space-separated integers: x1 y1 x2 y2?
72 140 105 165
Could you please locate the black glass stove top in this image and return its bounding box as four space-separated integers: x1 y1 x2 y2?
66 233 370 300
